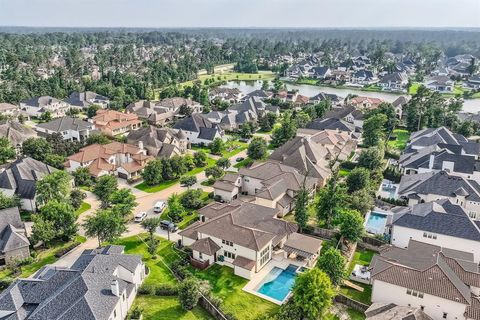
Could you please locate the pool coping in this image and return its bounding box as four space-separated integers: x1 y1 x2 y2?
364 209 391 235
242 257 306 305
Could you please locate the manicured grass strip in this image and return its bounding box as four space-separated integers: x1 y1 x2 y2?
347 308 367 320
133 295 213 320
75 202 91 216
388 129 410 151
189 264 279 320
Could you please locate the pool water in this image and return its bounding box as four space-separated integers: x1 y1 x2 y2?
365 212 387 234
256 265 298 302
381 185 397 198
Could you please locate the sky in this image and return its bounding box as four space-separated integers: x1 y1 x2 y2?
0 0 479 29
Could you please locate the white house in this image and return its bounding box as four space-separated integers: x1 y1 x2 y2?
370 240 480 320
20 96 72 118
172 113 224 145
378 72 408 91
35 116 96 142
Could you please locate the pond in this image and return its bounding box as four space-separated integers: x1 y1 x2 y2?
220 80 480 113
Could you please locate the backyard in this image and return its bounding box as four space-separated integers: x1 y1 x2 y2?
340 248 375 305
387 129 410 151
191 140 248 159
160 191 211 229
133 295 213 320
177 71 277 89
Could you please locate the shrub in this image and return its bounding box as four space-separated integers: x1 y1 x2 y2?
138 283 178 296
180 189 204 209
178 277 201 310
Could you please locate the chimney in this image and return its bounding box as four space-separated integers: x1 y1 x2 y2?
137 141 144 150
111 279 120 297
428 154 435 169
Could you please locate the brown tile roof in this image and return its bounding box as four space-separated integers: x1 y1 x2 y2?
232 256 256 271
190 238 221 256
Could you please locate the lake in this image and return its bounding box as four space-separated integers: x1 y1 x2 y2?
220 80 480 113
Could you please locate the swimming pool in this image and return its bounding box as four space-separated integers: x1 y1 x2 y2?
381 184 397 198
365 212 388 234
255 265 298 303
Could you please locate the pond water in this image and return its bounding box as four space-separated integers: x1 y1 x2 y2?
221 80 480 113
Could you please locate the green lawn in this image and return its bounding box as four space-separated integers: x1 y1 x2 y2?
233 157 254 169
75 201 91 216
0 235 86 280
190 265 279 320
408 82 421 95
133 295 213 320
339 168 351 177
388 129 410 151
340 248 375 305
296 78 319 85
135 158 215 193
347 308 367 320
192 142 247 159
179 71 276 88
160 191 210 229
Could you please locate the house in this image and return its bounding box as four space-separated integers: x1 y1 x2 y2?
35 116 96 142
243 89 274 101
209 87 243 103
126 126 188 159
306 118 357 134
370 240 480 320
351 70 377 85
397 171 480 220
390 199 480 262
365 303 432 320
309 66 331 79
0 157 56 211
157 97 203 114
407 127 480 157
0 120 37 151
65 91 110 109
399 144 480 179
213 161 317 216
0 103 20 117
425 76 455 92
92 109 142 136
179 200 322 279
0 207 30 265
216 97 280 130
269 130 357 185
349 96 383 110
65 142 152 179
379 72 408 91
0 245 146 320
391 96 409 119
466 75 480 89
126 100 175 126
20 96 72 118
320 105 365 128
309 92 343 106
172 113 224 145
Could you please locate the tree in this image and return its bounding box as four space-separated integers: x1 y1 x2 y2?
31 215 56 247
347 189 374 215
70 189 86 210
293 111 311 128
44 154 66 169
291 268 335 320
346 167 371 192
110 188 137 218
193 151 207 167
40 111 52 122
167 194 185 222
316 171 347 228
358 146 384 170
86 133 110 145
73 167 93 187
261 80 269 90
209 138 225 155
366 102 398 132
180 189 204 209
180 176 197 188
205 166 224 180
271 113 297 147
239 122 254 139
141 159 163 186
363 113 388 147
22 138 52 162
0 137 15 164
38 200 78 240
141 217 161 238
183 154 195 170
317 247 347 286
170 155 188 178
338 209 364 242
93 175 118 207
276 301 304 320
247 137 267 160
216 157 231 170
0 193 20 210
83 209 126 247
87 104 101 118
294 186 309 232
178 277 201 310
36 171 72 206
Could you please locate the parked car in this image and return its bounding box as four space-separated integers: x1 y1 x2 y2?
134 211 147 222
154 201 166 213
160 220 178 232
236 157 245 162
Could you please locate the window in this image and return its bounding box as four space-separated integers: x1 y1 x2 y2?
199 252 203 260
222 239 233 246
418 292 424 298
423 232 437 240
114 310 116 318
443 313 447 319
469 212 477 219
122 293 125 301
406 289 412 295
420 306 425 311
224 250 235 259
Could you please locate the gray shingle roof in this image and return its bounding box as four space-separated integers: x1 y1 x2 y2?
36 117 93 133
0 207 30 254
306 117 355 132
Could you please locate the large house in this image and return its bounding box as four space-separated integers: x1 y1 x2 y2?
390 199 480 262
172 113 224 145
65 142 152 179
65 91 110 109
126 126 188 159
35 116 96 142
179 201 322 279
92 110 141 136
0 120 37 151
20 96 72 118
0 245 145 320
0 207 30 265
351 70 377 85
370 240 480 320
425 76 455 92
306 117 357 134
398 171 480 220
208 87 243 103
126 100 175 126
0 157 56 211
213 161 317 216
0 103 20 118
378 72 408 91
365 303 432 320
269 130 357 185
349 96 383 110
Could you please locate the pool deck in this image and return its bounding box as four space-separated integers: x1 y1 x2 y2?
364 209 392 235
242 252 306 305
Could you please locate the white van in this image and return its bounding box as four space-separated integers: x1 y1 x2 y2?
154 201 166 213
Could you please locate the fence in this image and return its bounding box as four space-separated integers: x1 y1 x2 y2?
308 227 339 239
335 294 370 312
199 296 229 320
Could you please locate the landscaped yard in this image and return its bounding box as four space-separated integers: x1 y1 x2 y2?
340 248 375 305
75 201 91 216
388 129 410 151
133 295 213 320
190 264 279 320
192 141 248 159
0 235 87 280
160 191 211 229
135 158 215 193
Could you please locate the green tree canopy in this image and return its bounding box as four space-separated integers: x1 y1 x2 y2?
338 209 365 242
317 247 347 286
0 137 15 164
346 167 371 192
83 209 126 247
247 137 268 160
93 175 118 207
36 171 72 206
